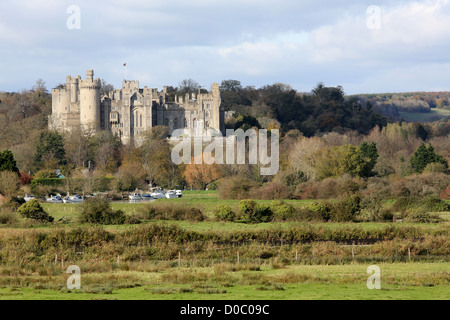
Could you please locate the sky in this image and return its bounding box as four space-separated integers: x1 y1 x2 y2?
1 0 450 95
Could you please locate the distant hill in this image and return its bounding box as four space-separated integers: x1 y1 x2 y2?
348 92 450 122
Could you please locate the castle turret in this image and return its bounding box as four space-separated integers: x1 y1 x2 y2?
211 83 222 132
79 70 101 131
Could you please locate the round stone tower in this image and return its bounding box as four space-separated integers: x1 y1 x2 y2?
79 70 101 130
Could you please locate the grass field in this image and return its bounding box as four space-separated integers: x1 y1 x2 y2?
0 263 448 300
399 108 450 122
1 191 448 300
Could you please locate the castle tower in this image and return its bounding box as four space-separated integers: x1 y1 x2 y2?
211 83 222 132
79 70 101 131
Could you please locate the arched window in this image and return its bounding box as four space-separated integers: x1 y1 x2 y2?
184 118 188 128
205 121 210 128
164 118 169 126
193 118 198 128
140 114 143 127
205 111 210 118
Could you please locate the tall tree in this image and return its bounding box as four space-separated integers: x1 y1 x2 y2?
33 131 67 170
0 150 20 175
410 142 448 173
359 142 379 177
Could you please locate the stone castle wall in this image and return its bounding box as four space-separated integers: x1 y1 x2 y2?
49 70 225 144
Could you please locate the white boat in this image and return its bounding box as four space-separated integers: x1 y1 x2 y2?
24 194 36 202
165 190 177 199
129 193 143 201
46 195 63 203
63 194 84 203
176 190 182 198
151 190 165 199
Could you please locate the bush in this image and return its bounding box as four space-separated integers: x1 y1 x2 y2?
238 200 273 223
270 200 294 221
217 176 257 200
421 196 450 212
17 199 54 222
79 197 126 225
252 182 291 200
405 209 440 223
441 186 450 200
330 195 361 222
141 203 205 222
0 210 18 225
185 207 205 222
214 205 236 222
308 202 332 221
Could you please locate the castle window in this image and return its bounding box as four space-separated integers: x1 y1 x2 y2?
207 104 210 109
174 118 178 129
164 118 169 126
205 121 210 128
193 118 198 128
184 118 188 128
140 114 142 127
205 111 210 118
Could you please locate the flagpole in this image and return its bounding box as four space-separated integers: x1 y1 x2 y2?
123 63 127 80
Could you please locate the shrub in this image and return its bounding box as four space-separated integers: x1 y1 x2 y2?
141 203 205 222
214 205 236 222
330 195 361 222
217 176 257 200
17 199 54 222
0 210 18 225
308 202 332 221
270 200 294 221
421 196 450 212
238 200 273 223
252 182 291 200
125 214 142 225
405 209 440 223
441 186 450 200
185 207 205 222
79 197 126 225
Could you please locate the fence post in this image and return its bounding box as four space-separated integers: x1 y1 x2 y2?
178 251 181 268
55 254 58 265
295 250 298 263
237 251 240 264
408 247 411 261
351 243 355 261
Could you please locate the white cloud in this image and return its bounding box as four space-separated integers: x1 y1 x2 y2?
1 0 450 94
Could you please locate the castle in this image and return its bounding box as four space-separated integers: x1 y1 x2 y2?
49 70 225 144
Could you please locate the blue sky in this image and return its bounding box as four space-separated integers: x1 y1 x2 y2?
1 0 450 94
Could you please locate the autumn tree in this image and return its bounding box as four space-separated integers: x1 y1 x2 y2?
0 171 20 198
184 156 222 190
140 129 184 189
315 145 368 180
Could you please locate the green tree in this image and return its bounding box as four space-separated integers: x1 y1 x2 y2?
33 131 67 170
410 142 448 173
359 142 378 177
316 145 369 180
0 150 19 175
